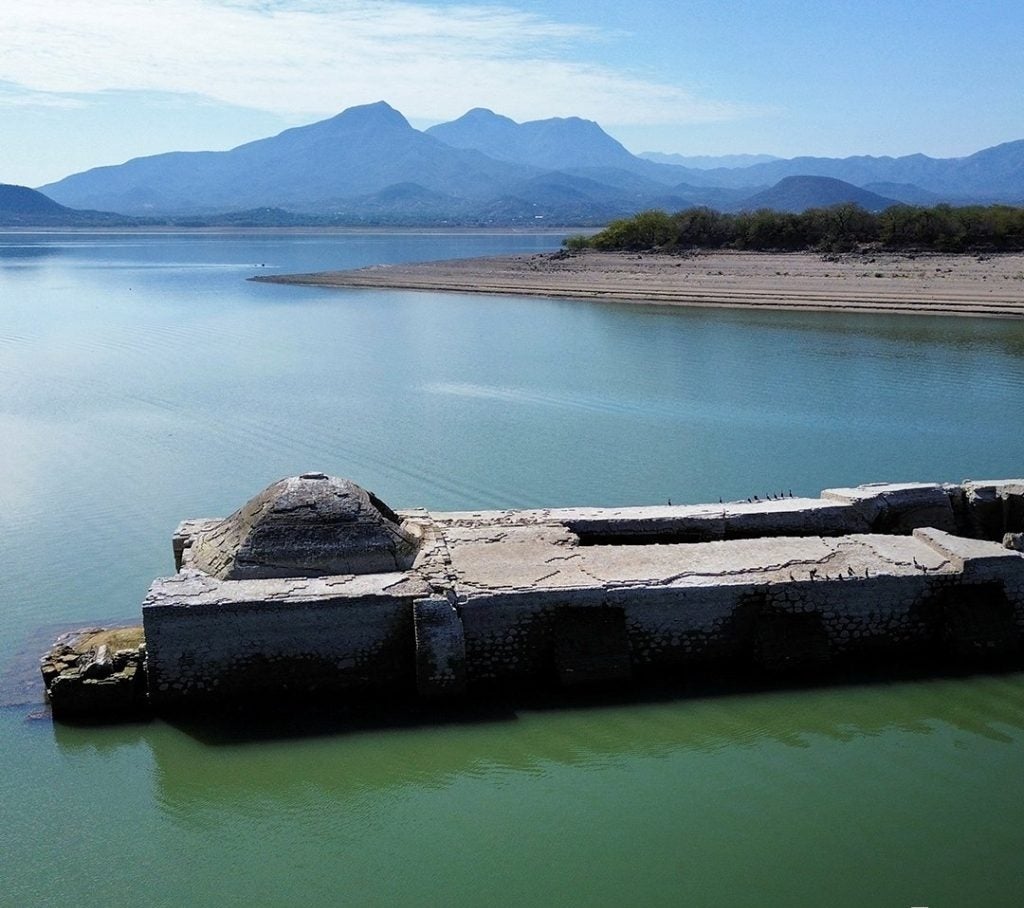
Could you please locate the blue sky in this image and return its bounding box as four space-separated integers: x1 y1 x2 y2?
2 0 1022 186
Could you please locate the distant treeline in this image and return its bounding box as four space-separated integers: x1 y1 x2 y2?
566 203 1024 254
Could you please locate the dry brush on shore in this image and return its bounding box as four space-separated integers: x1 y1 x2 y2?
567 203 1024 255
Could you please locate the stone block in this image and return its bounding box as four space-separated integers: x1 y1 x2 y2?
142 571 428 706
914 527 1024 574
413 596 466 698
963 480 1024 540
822 482 957 534
934 581 1020 662
1005 533 1024 553
752 610 831 673
553 606 631 686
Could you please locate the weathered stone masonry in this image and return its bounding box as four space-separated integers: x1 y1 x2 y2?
41 475 1024 717
149 475 1024 704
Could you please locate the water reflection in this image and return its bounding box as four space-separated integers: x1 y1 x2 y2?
580 294 1024 358
0 243 67 262
0 617 140 708
45 672 1024 811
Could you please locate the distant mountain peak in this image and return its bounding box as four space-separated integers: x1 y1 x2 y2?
327 100 411 130
547 115 591 125
640 151 781 170
0 183 132 225
426 108 644 173
462 107 501 118
443 107 518 128
0 183 67 214
740 175 900 213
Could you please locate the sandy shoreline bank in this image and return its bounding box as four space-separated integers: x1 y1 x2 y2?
253 249 1024 318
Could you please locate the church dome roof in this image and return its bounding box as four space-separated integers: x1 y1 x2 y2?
190 473 419 579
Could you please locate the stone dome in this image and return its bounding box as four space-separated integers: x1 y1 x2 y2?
190 473 420 580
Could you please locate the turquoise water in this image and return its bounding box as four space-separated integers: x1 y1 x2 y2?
2 231 1024 906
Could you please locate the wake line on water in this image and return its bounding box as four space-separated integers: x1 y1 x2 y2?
422 381 676 417
79 262 260 271
417 381 956 435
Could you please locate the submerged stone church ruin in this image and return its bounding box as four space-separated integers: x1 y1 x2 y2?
42 472 1024 719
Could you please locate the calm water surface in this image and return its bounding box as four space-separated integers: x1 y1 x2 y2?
2 231 1024 906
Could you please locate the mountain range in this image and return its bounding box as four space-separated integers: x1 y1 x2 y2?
9 101 1024 226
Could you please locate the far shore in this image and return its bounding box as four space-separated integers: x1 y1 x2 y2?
253 249 1024 319
0 225 582 236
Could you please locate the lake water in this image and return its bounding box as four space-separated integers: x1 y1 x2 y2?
2 230 1024 906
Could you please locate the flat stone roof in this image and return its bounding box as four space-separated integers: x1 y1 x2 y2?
442 526 959 596
145 569 431 610
159 477 1024 611
428 496 849 527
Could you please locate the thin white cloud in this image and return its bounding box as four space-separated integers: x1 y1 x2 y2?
0 81 87 109
1 0 752 125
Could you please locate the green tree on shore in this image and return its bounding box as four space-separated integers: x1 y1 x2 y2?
568 203 1024 254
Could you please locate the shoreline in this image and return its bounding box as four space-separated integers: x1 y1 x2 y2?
253 249 1024 319
0 225 581 237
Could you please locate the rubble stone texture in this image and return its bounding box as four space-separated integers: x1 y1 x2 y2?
189 472 420 579
39 627 147 719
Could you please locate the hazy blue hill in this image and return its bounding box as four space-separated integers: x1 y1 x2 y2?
555 166 685 197
507 171 632 203
672 183 766 210
861 182 947 206
553 168 759 213
640 152 780 169
427 108 689 185
40 102 536 215
948 139 1024 197
424 109 517 154
0 183 68 214
737 176 900 213
547 168 746 214
0 183 137 225
358 181 460 207
690 154 943 190
426 108 638 170
679 143 1024 201
473 193 628 225
461 171 628 224
170 207 321 227
325 183 472 222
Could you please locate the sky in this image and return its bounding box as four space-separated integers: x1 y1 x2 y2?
2 0 1022 187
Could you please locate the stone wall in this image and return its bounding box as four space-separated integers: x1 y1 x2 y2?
434 518 1024 692
133 478 1024 711
143 571 430 707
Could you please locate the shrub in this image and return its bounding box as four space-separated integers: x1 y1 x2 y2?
562 234 591 251
584 203 1024 253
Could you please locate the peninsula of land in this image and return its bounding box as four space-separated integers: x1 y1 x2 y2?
254 250 1024 318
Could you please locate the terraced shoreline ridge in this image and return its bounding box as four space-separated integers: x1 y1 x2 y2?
253 250 1024 318
41 474 1024 720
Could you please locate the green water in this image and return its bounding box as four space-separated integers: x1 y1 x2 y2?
5 680 1024 906
2 231 1024 906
